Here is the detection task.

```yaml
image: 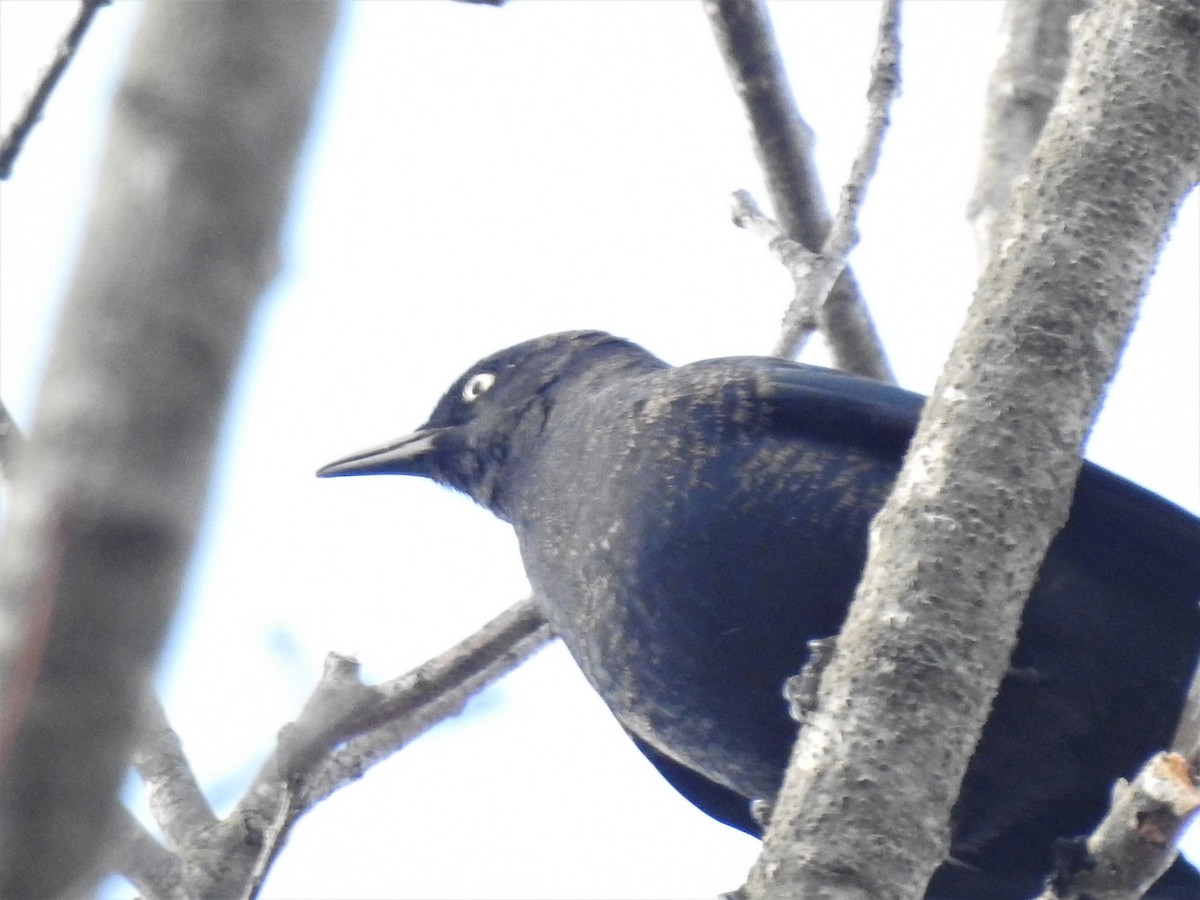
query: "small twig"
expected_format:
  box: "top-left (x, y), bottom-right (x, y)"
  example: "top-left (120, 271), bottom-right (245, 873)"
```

top-left (823, 0), bottom-right (901, 265)
top-left (108, 806), bottom-right (186, 900)
top-left (771, 0), bottom-right (902, 360)
top-left (234, 597), bottom-right (551, 899)
top-left (132, 696), bottom-right (216, 848)
top-left (0, 0), bottom-right (112, 180)
top-left (704, 0), bottom-right (894, 381)
top-left (272, 652), bottom-right (375, 780)
top-left (730, 190), bottom-right (821, 280)
top-left (227, 654), bottom-right (374, 900)
top-left (1036, 752), bottom-right (1200, 899)
top-left (300, 597), bottom-right (553, 807)
top-left (283, 596), bottom-right (550, 790)
top-left (114, 597), bottom-right (554, 898)
top-left (730, 191), bottom-right (820, 354)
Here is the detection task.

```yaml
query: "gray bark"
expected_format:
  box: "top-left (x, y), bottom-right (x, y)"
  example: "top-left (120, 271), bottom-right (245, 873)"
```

top-left (744, 0), bottom-right (1200, 895)
top-left (0, 2), bottom-right (338, 895)
top-left (968, 0), bottom-right (1090, 264)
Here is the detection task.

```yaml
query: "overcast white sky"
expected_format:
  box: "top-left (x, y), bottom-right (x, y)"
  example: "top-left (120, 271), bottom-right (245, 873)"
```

top-left (1, 2), bottom-right (1197, 897)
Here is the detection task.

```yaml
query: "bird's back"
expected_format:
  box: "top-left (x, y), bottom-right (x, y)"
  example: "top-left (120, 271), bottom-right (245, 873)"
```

top-left (508, 352), bottom-right (1200, 897)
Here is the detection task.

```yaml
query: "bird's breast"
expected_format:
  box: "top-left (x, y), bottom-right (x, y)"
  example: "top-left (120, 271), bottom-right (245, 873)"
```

top-left (510, 390), bottom-right (897, 799)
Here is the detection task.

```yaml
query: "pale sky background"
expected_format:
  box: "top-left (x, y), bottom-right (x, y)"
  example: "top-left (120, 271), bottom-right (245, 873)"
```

top-left (1, 2), bottom-right (1197, 897)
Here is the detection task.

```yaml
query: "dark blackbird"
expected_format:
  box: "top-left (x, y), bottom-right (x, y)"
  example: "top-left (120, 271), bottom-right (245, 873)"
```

top-left (319, 331), bottom-right (1200, 899)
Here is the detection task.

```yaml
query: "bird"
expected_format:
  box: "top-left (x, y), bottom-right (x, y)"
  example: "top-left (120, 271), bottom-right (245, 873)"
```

top-left (318, 330), bottom-right (1200, 899)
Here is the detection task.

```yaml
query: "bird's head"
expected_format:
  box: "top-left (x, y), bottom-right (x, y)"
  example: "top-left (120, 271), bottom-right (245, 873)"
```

top-left (318, 330), bottom-right (656, 518)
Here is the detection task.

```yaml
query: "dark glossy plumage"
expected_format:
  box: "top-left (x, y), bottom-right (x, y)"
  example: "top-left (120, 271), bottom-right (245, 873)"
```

top-left (319, 331), bottom-right (1200, 898)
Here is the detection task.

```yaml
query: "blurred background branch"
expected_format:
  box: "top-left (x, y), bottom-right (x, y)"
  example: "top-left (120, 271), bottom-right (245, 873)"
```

top-left (0, 2), bottom-right (338, 894)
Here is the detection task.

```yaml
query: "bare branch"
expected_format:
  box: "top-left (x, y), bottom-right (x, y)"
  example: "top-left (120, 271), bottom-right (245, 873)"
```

top-left (730, 190), bottom-right (820, 353)
top-left (730, 191), bottom-right (821, 278)
top-left (0, 3), bottom-right (338, 896)
top-left (704, 0), bottom-right (894, 382)
top-left (968, 0), bottom-right (1090, 263)
top-left (132, 696), bottom-right (216, 848)
top-left (743, 0), bottom-right (1200, 894)
top-left (241, 597), bottom-right (550, 897)
top-left (822, 0), bottom-right (901, 267)
top-left (108, 806), bottom-right (186, 900)
top-left (116, 597), bottom-right (551, 899)
top-left (770, 0), bottom-right (902, 361)
top-left (0, 0), bottom-right (112, 180)
top-left (304, 597), bottom-right (553, 805)
top-left (1035, 753), bottom-right (1200, 899)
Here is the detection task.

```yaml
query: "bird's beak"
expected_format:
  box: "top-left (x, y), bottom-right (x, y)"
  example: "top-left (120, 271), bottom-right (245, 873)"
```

top-left (317, 429), bottom-right (441, 478)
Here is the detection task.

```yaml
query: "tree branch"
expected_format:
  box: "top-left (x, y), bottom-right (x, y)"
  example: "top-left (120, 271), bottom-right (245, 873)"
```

top-left (108, 805), bottom-right (186, 900)
top-left (0, 3), bottom-right (338, 895)
top-left (1036, 753), bottom-right (1200, 899)
top-left (820, 0), bottom-right (901, 271)
top-left (0, 0), bottom-right (112, 180)
top-left (236, 597), bottom-right (552, 896)
top-left (728, 0), bottom-right (902, 365)
top-left (704, 0), bottom-right (895, 381)
top-left (743, 0), bottom-right (1200, 895)
top-left (968, 0), bottom-right (1090, 264)
top-left (115, 598), bottom-right (552, 899)
top-left (132, 696), bottom-right (216, 848)
top-left (307, 597), bottom-right (552, 791)
top-left (731, 190), bottom-right (822, 350)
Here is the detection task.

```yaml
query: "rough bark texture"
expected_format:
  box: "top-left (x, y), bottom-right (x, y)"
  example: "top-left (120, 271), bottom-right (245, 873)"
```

top-left (968, 0), bottom-right (1090, 263)
top-left (0, 2), bottom-right (338, 895)
top-left (744, 0), bottom-right (1200, 896)
top-left (1034, 753), bottom-right (1200, 899)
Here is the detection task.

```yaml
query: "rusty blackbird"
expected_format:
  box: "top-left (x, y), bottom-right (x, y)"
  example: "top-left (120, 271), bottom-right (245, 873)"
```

top-left (319, 331), bottom-right (1200, 898)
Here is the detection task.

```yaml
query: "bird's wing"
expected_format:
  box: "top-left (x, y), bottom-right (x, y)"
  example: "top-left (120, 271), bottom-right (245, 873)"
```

top-left (743, 358), bottom-right (1199, 574)
top-left (697, 356), bottom-right (925, 459)
top-left (749, 357), bottom-right (1198, 574)
top-left (1071, 464), bottom-right (1200, 588)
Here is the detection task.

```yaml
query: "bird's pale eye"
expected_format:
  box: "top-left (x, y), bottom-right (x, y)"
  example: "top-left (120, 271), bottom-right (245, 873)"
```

top-left (462, 372), bottom-right (496, 402)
